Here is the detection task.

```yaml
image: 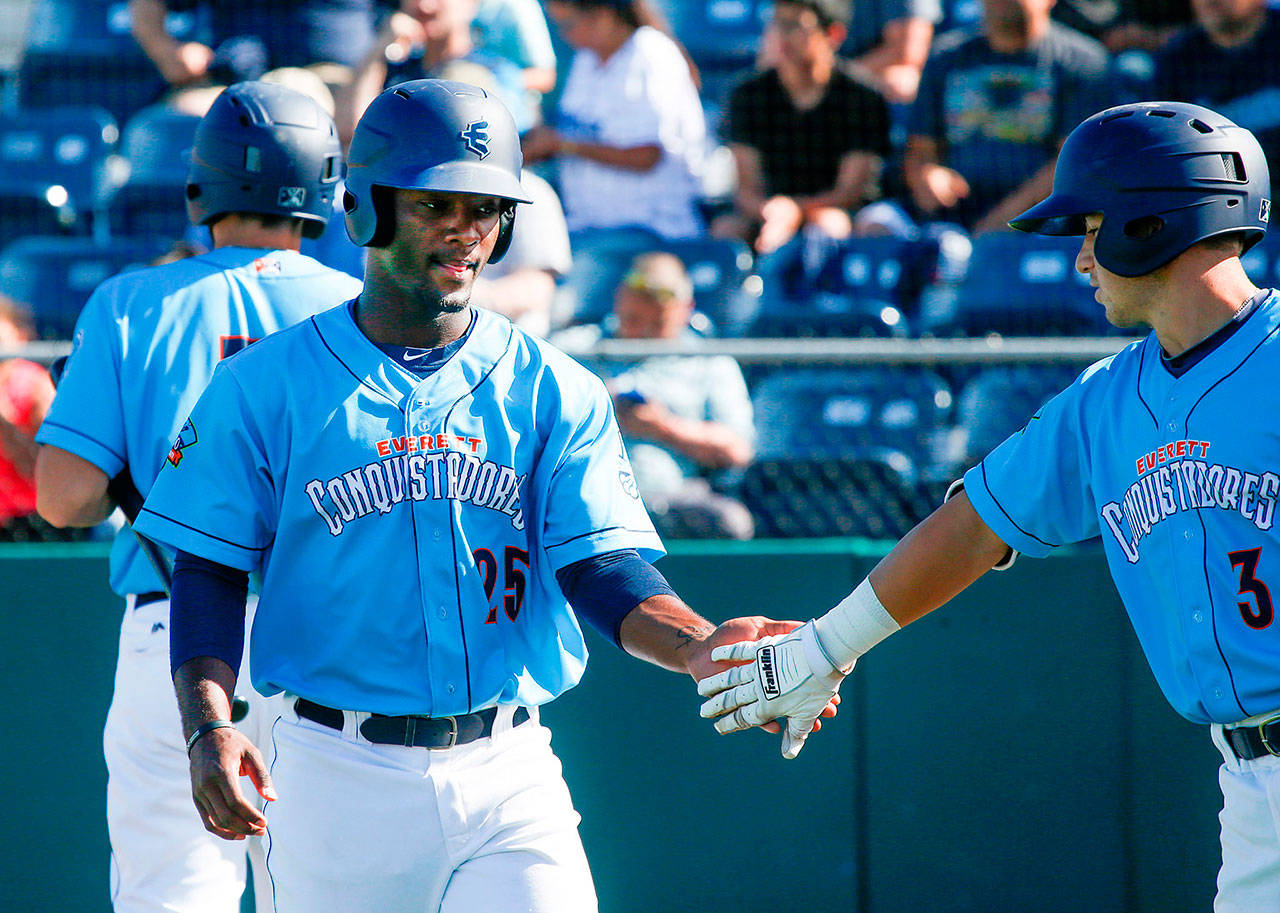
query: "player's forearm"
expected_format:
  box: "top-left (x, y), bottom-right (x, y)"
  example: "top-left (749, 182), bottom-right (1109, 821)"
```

top-left (34, 445), bottom-right (113, 527)
top-left (867, 492), bottom-right (1010, 628)
top-left (173, 657), bottom-right (238, 738)
top-left (618, 594), bottom-right (716, 676)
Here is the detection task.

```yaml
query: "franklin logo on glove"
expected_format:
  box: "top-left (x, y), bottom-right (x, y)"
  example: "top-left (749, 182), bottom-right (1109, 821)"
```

top-left (758, 644), bottom-right (781, 700)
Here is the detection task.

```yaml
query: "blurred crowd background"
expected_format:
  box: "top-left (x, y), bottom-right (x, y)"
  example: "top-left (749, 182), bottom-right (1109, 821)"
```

top-left (0, 0), bottom-right (1277, 544)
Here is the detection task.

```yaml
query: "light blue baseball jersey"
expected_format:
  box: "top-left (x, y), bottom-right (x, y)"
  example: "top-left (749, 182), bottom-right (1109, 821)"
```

top-left (135, 304), bottom-right (663, 716)
top-left (36, 248), bottom-right (363, 597)
top-left (965, 290), bottom-right (1280, 725)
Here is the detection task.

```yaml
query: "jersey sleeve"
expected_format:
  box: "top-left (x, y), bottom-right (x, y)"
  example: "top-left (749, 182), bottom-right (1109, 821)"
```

top-left (134, 366), bottom-right (278, 572)
top-left (962, 370), bottom-right (1102, 558)
top-left (34, 286), bottom-right (129, 476)
top-left (540, 378), bottom-right (664, 571)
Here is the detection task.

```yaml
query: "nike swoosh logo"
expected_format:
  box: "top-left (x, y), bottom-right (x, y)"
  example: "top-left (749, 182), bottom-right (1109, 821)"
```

top-left (401, 351), bottom-right (432, 362)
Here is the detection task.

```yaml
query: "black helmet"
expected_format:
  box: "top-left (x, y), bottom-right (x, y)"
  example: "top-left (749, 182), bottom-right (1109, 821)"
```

top-left (186, 81), bottom-right (343, 240)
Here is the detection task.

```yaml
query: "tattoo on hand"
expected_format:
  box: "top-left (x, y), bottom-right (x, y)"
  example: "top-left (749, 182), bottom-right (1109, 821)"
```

top-left (675, 623), bottom-right (715, 651)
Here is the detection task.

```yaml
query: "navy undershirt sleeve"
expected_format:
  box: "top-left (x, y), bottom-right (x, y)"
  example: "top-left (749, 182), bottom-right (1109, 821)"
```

top-left (555, 548), bottom-right (678, 647)
top-left (169, 550), bottom-right (250, 677)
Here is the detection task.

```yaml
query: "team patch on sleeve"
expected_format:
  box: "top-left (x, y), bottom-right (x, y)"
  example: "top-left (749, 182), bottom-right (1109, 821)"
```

top-left (167, 419), bottom-right (198, 467)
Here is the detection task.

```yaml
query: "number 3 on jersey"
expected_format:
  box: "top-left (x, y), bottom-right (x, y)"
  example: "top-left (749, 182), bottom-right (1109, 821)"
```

top-left (1229, 547), bottom-right (1274, 629)
top-left (474, 546), bottom-right (530, 623)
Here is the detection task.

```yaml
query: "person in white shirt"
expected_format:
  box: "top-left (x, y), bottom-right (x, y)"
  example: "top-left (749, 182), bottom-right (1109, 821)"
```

top-left (522, 0), bottom-right (708, 243)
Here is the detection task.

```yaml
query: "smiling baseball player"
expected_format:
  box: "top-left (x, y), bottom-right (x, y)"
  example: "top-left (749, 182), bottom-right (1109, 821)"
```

top-left (34, 82), bottom-right (360, 912)
top-left (697, 101), bottom-right (1280, 910)
top-left (131, 79), bottom-right (815, 913)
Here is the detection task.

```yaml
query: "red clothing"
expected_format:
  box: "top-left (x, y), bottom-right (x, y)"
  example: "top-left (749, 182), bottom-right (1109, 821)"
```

top-left (0, 359), bottom-right (51, 522)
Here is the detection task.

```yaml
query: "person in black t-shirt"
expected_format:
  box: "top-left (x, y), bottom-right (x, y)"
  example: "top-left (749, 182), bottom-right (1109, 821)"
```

top-left (712, 0), bottom-right (893, 254)
top-left (1153, 0), bottom-right (1280, 174)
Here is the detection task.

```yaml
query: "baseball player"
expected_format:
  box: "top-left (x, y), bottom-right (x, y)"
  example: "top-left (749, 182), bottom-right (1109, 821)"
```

top-left (34, 82), bottom-right (361, 912)
top-left (697, 101), bottom-right (1280, 911)
top-left (130, 79), bottom-right (819, 913)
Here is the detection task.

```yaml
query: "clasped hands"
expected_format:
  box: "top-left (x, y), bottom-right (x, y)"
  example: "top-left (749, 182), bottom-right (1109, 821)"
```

top-left (695, 619), bottom-right (851, 759)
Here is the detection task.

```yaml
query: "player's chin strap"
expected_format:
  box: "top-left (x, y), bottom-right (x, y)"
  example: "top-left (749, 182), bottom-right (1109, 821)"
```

top-left (944, 478), bottom-right (1018, 571)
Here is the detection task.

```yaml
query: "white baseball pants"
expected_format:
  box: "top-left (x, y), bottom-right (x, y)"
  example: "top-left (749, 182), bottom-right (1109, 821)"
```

top-left (263, 702), bottom-right (598, 913)
top-left (1212, 723), bottom-right (1280, 912)
top-left (104, 594), bottom-right (278, 913)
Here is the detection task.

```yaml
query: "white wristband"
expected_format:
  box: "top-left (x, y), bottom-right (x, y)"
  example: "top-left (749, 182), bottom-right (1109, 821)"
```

top-left (812, 578), bottom-right (900, 672)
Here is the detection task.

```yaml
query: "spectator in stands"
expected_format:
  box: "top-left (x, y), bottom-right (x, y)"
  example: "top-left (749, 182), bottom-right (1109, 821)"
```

top-left (523, 0), bottom-right (708, 244)
top-left (473, 0), bottom-right (560, 111)
top-left (1152, 0), bottom-right (1280, 171)
top-left (0, 297), bottom-right (54, 537)
top-left (713, 0), bottom-right (894, 256)
top-left (842, 0), bottom-right (942, 105)
top-left (562, 253), bottom-right (756, 540)
top-left (338, 0), bottom-right (535, 143)
top-left (902, 0), bottom-right (1114, 234)
top-left (128, 0), bottom-right (385, 114)
top-left (470, 169), bottom-right (573, 336)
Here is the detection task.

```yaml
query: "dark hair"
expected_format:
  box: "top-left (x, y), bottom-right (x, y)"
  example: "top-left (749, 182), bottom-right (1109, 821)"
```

top-left (776, 0), bottom-right (852, 29)
top-left (551, 0), bottom-right (701, 86)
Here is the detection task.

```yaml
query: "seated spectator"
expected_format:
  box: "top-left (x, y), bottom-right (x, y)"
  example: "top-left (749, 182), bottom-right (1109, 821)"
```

top-left (558, 253), bottom-right (756, 540)
top-left (1100, 0), bottom-right (1189, 53)
top-left (339, 0), bottom-right (532, 142)
top-left (473, 0), bottom-right (560, 110)
top-left (128, 0), bottom-right (383, 115)
top-left (523, 0), bottom-right (708, 244)
top-left (901, 0), bottom-right (1114, 234)
top-left (1152, 0), bottom-right (1280, 171)
top-left (713, 0), bottom-right (894, 256)
top-left (842, 0), bottom-right (943, 105)
top-left (471, 170), bottom-right (573, 336)
top-left (0, 297), bottom-right (55, 537)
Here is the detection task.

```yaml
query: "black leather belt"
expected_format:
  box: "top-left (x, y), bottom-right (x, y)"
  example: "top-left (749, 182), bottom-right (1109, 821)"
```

top-left (134, 590), bottom-right (168, 609)
top-left (294, 698), bottom-right (530, 749)
top-left (1224, 716), bottom-right (1280, 761)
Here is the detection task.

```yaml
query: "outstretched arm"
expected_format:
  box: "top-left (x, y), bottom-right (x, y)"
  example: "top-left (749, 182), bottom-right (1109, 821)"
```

top-left (698, 491), bottom-right (1010, 756)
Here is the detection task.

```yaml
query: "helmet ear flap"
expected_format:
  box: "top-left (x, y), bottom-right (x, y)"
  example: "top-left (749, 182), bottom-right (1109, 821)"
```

top-left (345, 185), bottom-right (397, 248)
top-left (489, 204), bottom-right (516, 264)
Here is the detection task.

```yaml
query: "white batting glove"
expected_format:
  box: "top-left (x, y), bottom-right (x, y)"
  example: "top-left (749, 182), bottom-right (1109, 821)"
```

top-left (696, 622), bottom-right (848, 759)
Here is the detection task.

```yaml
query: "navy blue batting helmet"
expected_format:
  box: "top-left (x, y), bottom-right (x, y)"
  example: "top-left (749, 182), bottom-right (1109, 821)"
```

top-left (1009, 101), bottom-right (1271, 277)
top-left (343, 79), bottom-right (532, 260)
top-left (186, 81), bottom-right (342, 240)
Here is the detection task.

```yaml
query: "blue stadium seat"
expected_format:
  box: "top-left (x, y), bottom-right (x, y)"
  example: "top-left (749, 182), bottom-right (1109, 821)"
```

top-left (0, 188), bottom-right (83, 252)
top-left (651, 0), bottom-right (766, 70)
top-left (735, 452), bottom-right (939, 539)
top-left (751, 366), bottom-right (956, 474)
top-left (752, 235), bottom-right (934, 337)
top-left (925, 231), bottom-right (1112, 337)
top-left (119, 105), bottom-right (202, 185)
top-left (0, 235), bottom-right (170, 338)
top-left (952, 364), bottom-right (1085, 467)
top-left (106, 182), bottom-right (190, 243)
top-left (562, 234), bottom-right (761, 336)
top-left (16, 0), bottom-right (200, 124)
top-left (0, 106), bottom-right (119, 214)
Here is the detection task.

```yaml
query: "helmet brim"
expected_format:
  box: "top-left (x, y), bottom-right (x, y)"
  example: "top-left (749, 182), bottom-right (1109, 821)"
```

top-left (376, 160), bottom-right (533, 204)
top-left (1008, 193), bottom-right (1095, 236)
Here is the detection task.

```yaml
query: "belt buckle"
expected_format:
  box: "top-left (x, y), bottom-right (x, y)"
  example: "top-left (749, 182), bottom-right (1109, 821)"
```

top-left (433, 716), bottom-right (459, 750)
top-left (1257, 715), bottom-right (1280, 757)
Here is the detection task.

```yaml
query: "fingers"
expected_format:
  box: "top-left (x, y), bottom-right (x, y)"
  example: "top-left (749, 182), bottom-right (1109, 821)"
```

top-left (242, 746), bottom-right (279, 803)
top-left (696, 662), bottom-right (755, 698)
top-left (781, 716), bottom-right (816, 760)
top-left (190, 734), bottom-right (272, 841)
top-left (700, 681), bottom-right (760, 722)
top-left (708, 640), bottom-right (759, 664)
